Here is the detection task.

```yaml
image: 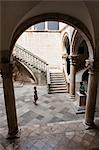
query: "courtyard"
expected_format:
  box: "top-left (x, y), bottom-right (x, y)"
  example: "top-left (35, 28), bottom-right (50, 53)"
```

top-left (0, 82), bottom-right (99, 150)
top-left (0, 82), bottom-right (86, 129)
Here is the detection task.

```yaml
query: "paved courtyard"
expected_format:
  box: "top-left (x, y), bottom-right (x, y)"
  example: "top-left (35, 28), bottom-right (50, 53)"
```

top-left (0, 82), bottom-right (86, 129)
top-left (0, 119), bottom-right (99, 150)
top-left (0, 82), bottom-right (99, 149)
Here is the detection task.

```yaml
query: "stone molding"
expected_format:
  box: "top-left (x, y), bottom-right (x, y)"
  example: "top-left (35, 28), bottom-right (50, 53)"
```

top-left (69, 55), bottom-right (78, 65)
top-left (85, 59), bottom-right (94, 73)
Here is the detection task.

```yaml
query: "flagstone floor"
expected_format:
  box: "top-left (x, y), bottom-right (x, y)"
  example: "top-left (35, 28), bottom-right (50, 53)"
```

top-left (0, 83), bottom-right (86, 128)
top-left (0, 83), bottom-right (99, 149)
top-left (0, 119), bottom-right (99, 150)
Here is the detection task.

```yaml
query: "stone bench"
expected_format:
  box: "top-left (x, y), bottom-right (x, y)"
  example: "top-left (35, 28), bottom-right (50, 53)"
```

top-left (76, 91), bottom-right (86, 107)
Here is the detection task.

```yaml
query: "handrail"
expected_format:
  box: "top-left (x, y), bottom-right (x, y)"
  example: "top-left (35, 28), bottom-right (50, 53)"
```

top-left (13, 44), bottom-right (48, 72)
top-left (46, 64), bottom-right (50, 84)
top-left (63, 63), bottom-right (70, 84)
top-left (63, 63), bottom-right (70, 92)
top-left (46, 64), bottom-right (51, 94)
top-left (15, 44), bottom-right (47, 64)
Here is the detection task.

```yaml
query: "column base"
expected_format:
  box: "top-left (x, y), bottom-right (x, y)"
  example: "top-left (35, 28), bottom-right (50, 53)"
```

top-left (84, 122), bottom-right (97, 130)
top-left (70, 95), bottom-right (75, 99)
top-left (6, 129), bottom-right (21, 139)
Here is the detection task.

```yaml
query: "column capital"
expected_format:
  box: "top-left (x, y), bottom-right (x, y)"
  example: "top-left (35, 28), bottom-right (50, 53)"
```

top-left (85, 59), bottom-right (94, 73)
top-left (69, 55), bottom-right (78, 65)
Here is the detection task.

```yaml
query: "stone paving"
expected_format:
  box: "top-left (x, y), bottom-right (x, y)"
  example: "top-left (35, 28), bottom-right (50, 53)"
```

top-left (0, 83), bottom-right (86, 129)
top-left (0, 119), bottom-right (99, 150)
top-left (0, 82), bottom-right (99, 149)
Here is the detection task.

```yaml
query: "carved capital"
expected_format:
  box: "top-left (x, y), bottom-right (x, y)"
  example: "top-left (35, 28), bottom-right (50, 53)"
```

top-left (85, 59), bottom-right (94, 72)
top-left (69, 55), bottom-right (78, 65)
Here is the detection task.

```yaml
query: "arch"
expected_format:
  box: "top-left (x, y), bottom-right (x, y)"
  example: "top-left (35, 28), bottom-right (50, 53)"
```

top-left (62, 32), bottom-right (70, 55)
top-left (76, 39), bottom-right (89, 72)
top-left (62, 32), bottom-right (70, 75)
top-left (82, 69), bottom-right (88, 82)
top-left (78, 40), bottom-right (89, 55)
top-left (15, 59), bottom-right (37, 83)
top-left (71, 30), bottom-right (84, 55)
top-left (76, 68), bottom-right (88, 83)
top-left (70, 29), bottom-right (93, 60)
top-left (9, 13), bottom-right (94, 61)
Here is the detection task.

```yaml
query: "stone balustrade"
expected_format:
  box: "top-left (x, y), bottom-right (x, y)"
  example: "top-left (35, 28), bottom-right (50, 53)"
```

top-left (13, 44), bottom-right (48, 73)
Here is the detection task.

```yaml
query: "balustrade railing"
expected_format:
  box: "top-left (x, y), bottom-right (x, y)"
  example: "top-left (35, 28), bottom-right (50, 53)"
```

top-left (63, 64), bottom-right (70, 92)
top-left (13, 44), bottom-right (48, 73)
top-left (46, 64), bottom-right (51, 93)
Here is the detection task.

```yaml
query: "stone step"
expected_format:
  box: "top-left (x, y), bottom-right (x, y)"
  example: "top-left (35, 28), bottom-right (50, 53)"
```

top-left (51, 80), bottom-right (66, 83)
top-left (51, 79), bottom-right (65, 82)
top-left (51, 82), bottom-right (66, 85)
top-left (50, 74), bottom-right (63, 76)
top-left (50, 76), bottom-right (64, 79)
top-left (50, 90), bottom-right (68, 94)
top-left (49, 71), bottom-right (67, 94)
top-left (50, 84), bottom-right (67, 87)
top-left (50, 87), bottom-right (67, 91)
top-left (50, 78), bottom-right (64, 81)
top-left (50, 75), bottom-right (64, 78)
top-left (50, 73), bottom-right (63, 76)
top-left (50, 75), bottom-right (64, 77)
top-left (51, 77), bottom-right (64, 80)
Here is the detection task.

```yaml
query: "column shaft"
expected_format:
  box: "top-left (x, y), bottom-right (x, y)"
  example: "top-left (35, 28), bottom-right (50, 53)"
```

top-left (85, 71), bottom-right (98, 126)
top-left (70, 64), bottom-right (76, 95)
top-left (69, 56), bottom-right (77, 97)
top-left (1, 63), bottom-right (18, 135)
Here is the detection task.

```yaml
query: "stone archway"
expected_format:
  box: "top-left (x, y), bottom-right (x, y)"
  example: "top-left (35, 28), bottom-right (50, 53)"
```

top-left (10, 13), bottom-right (94, 60)
top-left (1, 12), bottom-right (96, 138)
top-left (62, 33), bottom-right (70, 75)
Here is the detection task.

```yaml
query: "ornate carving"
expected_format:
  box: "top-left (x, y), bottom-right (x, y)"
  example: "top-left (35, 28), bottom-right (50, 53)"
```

top-left (69, 55), bottom-right (78, 65)
top-left (85, 59), bottom-right (94, 72)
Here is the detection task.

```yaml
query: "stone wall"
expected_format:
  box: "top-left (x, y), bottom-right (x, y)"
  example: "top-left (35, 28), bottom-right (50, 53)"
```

top-left (16, 31), bottom-right (63, 70)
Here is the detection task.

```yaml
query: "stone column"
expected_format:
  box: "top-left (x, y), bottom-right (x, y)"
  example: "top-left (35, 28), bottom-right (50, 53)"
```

top-left (69, 55), bottom-right (77, 97)
top-left (1, 63), bottom-right (19, 138)
top-left (62, 54), bottom-right (70, 92)
top-left (85, 59), bottom-right (98, 128)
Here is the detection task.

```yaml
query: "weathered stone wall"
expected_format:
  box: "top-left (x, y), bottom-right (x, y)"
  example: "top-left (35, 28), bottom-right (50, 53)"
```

top-left (16, 31), bottom-right (63, 70)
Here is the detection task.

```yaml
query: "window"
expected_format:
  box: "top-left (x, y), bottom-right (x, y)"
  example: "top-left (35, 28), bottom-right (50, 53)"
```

top-left (34, 22), bottom-right (45, 31)
top-left (48, 21), bottom-right (59, 30)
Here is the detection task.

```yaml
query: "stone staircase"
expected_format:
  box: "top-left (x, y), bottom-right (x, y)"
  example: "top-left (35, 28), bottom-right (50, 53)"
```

top-left (13, 44), bottom-right (48, 73)
top-left (13, 44), bottom-right (48, 84)
top-left (49, 72), bottom-right (68, 93)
